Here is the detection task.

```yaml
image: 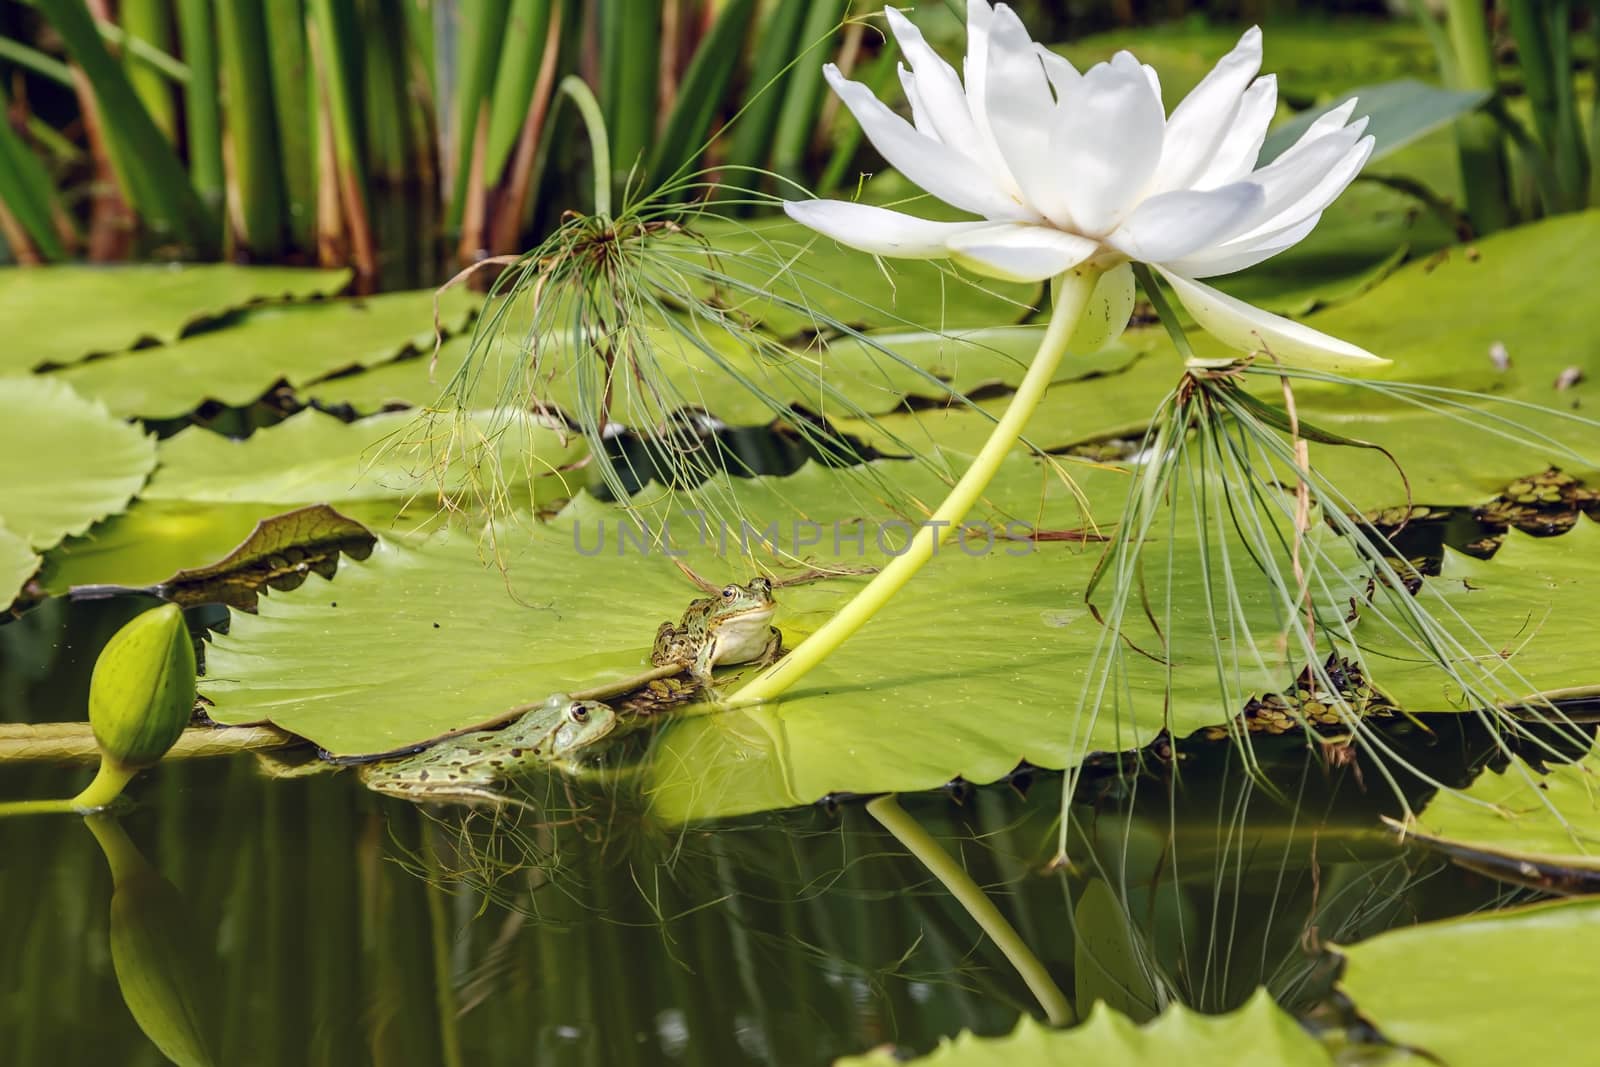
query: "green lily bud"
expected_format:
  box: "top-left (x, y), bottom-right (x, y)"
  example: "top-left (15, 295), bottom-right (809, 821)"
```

top-left (89, 603), bottom-right (197, 772)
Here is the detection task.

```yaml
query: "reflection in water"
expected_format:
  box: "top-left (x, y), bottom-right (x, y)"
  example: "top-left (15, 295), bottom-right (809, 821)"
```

top-left (0, 720), bottom-right (1540, 1065)
top-left (0, 599), bottom-right (1560, 1064)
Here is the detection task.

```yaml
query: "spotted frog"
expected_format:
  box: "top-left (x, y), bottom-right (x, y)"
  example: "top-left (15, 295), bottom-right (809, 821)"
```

top-left (359, 695), bottom-right (618, 805)
top-left (650, 577), bottom-right (781, 684)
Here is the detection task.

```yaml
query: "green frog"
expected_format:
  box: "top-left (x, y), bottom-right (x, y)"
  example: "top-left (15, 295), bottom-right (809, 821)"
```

top-left (358, 694), bottom-right (619, 805)
top-left (651, 577), bottom-right (781, 684)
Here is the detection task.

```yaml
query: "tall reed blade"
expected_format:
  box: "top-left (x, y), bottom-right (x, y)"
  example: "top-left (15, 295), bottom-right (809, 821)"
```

top-left (647, 0), bottom-right (757, 194)
top-left (36, 0), bottom-right (215, 254)
top-left (174, 0), bottom-right (222, 216)
top-left (216, 0), bottom-right (286, 256)
top-left (265, 0), bottom-right (316, 252)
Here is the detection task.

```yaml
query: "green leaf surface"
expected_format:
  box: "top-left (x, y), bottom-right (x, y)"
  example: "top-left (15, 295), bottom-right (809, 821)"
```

top-left (1389, 745), bottom-right (1600, 882)
top-left (1355, 520), bottom-right (1600, 710)
top-left (141, 408), bottom-right (584, 506)
top-left (837, 989), bottom-right (1331, 1066)
top-left (51, 287), bottom-right (476, 419)
top-left (0, 523), bottom-right (39, 610)
top-left (143, 504), bottom-right (375, 611)
top-left (1336, 897), bottom-right (1600, 1067)
top-left (199, 458), bottom-right (1309, 784)
top-left (0, 265), bottom-right (349, 372)
top-left (0, 376), bottom-right (157, 548)
top-left (39, 499), bottom-right (408, 597)
top-left (848, 211), bottom-right (1600, 513)
top-left (307, 320), bottom-right (1142, 423)
top-left (668, 217), bottom-right (1043, 339)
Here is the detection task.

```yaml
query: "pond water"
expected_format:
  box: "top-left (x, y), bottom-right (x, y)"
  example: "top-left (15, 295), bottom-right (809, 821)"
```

top-left (0, 597), bottom-right (1546, 1065)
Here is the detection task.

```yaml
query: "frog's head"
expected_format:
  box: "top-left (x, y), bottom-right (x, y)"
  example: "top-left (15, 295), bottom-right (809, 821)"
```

top-left (709, 577), bottom-right (777, 630)
top-left (539, 698), bottom-right (619, 757)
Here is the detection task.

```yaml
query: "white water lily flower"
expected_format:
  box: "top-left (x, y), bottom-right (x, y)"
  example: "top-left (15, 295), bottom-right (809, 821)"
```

top-left (785, 4), bottom-right (1384, 371)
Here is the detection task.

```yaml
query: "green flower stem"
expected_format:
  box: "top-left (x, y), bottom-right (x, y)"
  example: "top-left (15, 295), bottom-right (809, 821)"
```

top-left (68, 758), bottom-right (140, 810)
top-left (558, 75), bottom-right (611, 219)
top-left (867, 794), bottom-right (1074, 1026)
top-left (730, 265), bottom-right (1103, 707)
top-left (0, 758), bottom-right (136, 817)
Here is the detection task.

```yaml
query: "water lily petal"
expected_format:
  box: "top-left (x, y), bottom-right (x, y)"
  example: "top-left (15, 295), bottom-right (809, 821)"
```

top-left (1227, 127), bottom-right (1370, 245)
top-left (1111, 182), bottom-right (1264, 263)
top-left (1164, 212), bottom-right (1322, 278)
top-left (1051, 57), bottom-right (1166, 235)
top-left (1034, 44), bottom-right (1080, 96)
top-left (961, 0), bottom-right (1009, 178)
top-left (783, 199), bottom-right (989, 258)
top-left (1064, 261), bottom-right (1136, 352)
top-left (986, 4), bottom-right (1071, 226)
top-left (1158, 269), bottom-right (1388, 371)
top-left (823, 65), bottom-right (1028, 221)
top-left (1274, 99), bottom-right (1360, 164)
top-left (898, 64), bottom-right (938, 139)
top-left (885, 9), bottom-right (982, 154)
top-left (1195, 74), bottom-right (1277, 188)
top-left (945, 223), bottom-right (1098, 282)
top-left (1150, 26), bottom-right (1263, 194)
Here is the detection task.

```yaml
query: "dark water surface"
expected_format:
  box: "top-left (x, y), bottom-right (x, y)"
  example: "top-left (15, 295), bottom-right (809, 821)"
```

top-left (0, 597), bottom-right (1537, 1065)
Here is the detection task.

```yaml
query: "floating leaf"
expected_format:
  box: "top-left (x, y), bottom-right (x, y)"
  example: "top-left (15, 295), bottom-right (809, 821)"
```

top-left (667, 216), bottom-right (1042, 339)
top-left (0, 377), bottom-right (157, 548)
top-left (71, 505), bottom-right (377, 612)
top-left (837, 989), bottom-right (1331, 1066)
top-left (1387, 745), bottom-right (1600, 889)
top-left (1357, 520), bottom-right (1600, 710)
top-left (141, 408), bottom-right (584, 506)
top-left (198, 459), bottom-right (1323, 784)
top-left (848, 212), bottom-right (1600, 512)
top-left (308, 321), bottom-right (1142, 422)
top-left (1336, 896), bottom-right (1600, 1067)
top-left (0, 523), bottom-right (39, 610)
top-left (52, 287), bottom-right (477, 419)
top-left (0, 264), bottom-right (350, 372)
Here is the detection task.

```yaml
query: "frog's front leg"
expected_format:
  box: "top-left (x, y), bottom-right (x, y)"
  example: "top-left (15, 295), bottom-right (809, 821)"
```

top-left (756, 626), bottom-right (783, 666)
top-left (689, 641), bottom-right (719, 688)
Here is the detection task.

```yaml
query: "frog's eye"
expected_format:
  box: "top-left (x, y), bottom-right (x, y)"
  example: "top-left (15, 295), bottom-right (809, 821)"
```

top-left (569, 705), bottom-right (589, 722)
top-left (721, 585), bottom-right (737, 599)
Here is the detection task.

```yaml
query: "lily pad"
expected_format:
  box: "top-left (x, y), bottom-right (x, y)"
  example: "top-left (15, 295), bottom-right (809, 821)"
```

top-left (1386, 745), bottom-right (1600, 885)
top-left (838, 989), bottom-right (1331, 1066)
top-left (66, 504), bottom-right (378, 612)
top-left (0, 523), bottom-right (39, 610)
top-left (848, 211), bottom-right (1600, 511)
top-left (51, 287), bottom-right (477, 419)
top-left (141, 408), bottom-right (585, 506)
top-left (0, 264), bottom-right (350, 372)
top-left (1356, 520), bottom-right (1600, 710)
top-left (308, 320), bottom-right (1143, 424)
top-left (39, 499), bottom-right (409, 597)
top-left (667, 216), bottom-right (1042, 339)
top-left (0, 376), bottom-right (157, 548)
top-left (199, 458), bottom-right (1333, 781)
top-left (1336, 896), bottom-right (1600, 1067)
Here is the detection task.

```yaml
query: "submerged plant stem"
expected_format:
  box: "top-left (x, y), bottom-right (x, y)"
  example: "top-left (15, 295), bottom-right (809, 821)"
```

top-left (867, 795), bottom-right (1074, 1026)
top-left (729, 266), bottom-right (1102, 706)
